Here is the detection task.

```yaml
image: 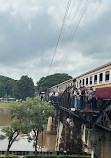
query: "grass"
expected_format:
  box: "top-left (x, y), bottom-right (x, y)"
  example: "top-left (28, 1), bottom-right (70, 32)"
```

top-left (0, 155), bottom-right (19, 158)
top-left (23, 155), bottom-right (91, 158)
top-left (0, 102), bottom-right (12, 108)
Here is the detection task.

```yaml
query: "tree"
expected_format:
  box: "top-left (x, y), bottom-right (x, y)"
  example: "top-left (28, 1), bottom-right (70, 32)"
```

top-left (23, 97), bottom-right (55, 154)
top-left (36, 73), bottom-right (72, 93)
top-left (0, 102), bottom-right (26, 155)
top-left (13, 75), bottom-right (35, 100)
top-left (0, 97), bottom-right (55, 155)
top-left (0, 76), bottom-right (16, 98)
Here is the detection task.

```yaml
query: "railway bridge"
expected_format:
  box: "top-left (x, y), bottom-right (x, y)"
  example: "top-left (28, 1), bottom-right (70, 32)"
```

top-left (50, 86), bottom-right (111, 158)
top-left (52, 86), bottom-right (111, 132)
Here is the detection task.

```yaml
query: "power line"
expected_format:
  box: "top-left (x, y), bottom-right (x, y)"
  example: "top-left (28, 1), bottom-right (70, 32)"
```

top-left (54, 0), bottom-right (83, 72)
top-left (48, 0), bottom-right (72, 75)
top-left (59, 0), bottom-right (89, 72)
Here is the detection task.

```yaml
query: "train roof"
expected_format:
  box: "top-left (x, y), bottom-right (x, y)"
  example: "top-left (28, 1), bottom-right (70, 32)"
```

top-left (49, 78), bottom-right (73, 90)
top-left (76, 62), bottom-right (111, 79)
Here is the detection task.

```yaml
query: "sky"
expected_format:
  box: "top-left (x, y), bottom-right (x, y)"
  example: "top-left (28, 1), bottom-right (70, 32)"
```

top-left (0, 0), bottom-right (111, 84)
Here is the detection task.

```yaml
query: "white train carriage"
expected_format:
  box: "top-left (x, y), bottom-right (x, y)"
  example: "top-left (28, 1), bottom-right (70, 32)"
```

top-left (49, 78), bottom-right (75, 96)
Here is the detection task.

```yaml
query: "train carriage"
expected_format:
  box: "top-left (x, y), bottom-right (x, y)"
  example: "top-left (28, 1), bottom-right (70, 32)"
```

top-left (76, 62), bottom-right (111, 99)
top-left (48, 78), bottom-right (75, 96)
top-left (48, 62), bottom-right (111, 101)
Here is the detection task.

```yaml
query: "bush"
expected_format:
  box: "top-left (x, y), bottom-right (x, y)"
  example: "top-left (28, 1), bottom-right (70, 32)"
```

top-left (0, 155), bottom-right (19, 158)
top-left (23, 155), bottom-right (91, 158)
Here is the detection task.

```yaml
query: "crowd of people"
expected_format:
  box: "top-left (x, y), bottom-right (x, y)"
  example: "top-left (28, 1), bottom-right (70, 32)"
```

top-left (40, 86), bottom-right (97, 112)
top-left (72, 86), bottom-right (94, 111)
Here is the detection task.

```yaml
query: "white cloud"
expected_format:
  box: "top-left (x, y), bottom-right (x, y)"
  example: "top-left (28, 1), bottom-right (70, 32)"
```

top-left (81, 0), bottom-right (111, 26)
top-left (0, 0), bottom-right (43, 21)
top-left (0, 0), bottom-right (110, 83)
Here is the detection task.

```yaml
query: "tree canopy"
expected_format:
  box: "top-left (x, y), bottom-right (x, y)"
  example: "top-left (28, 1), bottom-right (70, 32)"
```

top-left (13, 75), bottom-right (35, 100)
top-left (23, 97), bottom-right (55, 154)
top-left (0, 76), bottom-right (16, 98)
top-left (0, 101), bottom-right (26, 155)
top-left (0, 75), bottom-right (35, 100)
top-left (36, 73), bottom-right (72, 92)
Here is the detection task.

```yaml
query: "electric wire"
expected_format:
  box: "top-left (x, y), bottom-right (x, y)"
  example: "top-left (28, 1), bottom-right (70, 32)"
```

top-left (59, 0), bottom-right (89, 72)
top-left (48, 0), bottom-right (72, 75)
top-left (54, 0), bottom-right (83, 72)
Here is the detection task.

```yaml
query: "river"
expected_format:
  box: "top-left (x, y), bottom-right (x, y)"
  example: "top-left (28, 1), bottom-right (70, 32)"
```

top-left (0, 108), bottom-right (56, 151)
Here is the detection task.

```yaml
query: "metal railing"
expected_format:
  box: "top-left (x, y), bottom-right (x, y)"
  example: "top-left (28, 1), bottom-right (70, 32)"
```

top-left (50, 86), bottom-right (109, 112)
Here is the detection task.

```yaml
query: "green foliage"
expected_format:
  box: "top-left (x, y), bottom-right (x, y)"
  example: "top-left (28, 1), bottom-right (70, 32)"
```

top-left (0, 97), bottom-right (55, 155)
top-left (25, 96), bottom-right (55, 130)
top-left (36, 73), bottom-right (72, 92)
top-left (0, 76), bottom-right (16, 98)
top-left (13, 75), bottom-right (35, 100)
top-left (21, 96), bottom-right (55, 154)
top-left (0, 102), bottom-right (26, 155)
top-left (0, 103), bottom-right (11, 108)
top-left (0, 75), bottom-right (35, 100)
top-left (23, 155), bottom-right (91, 158)
top-left (0, 155), bottom-right (19, 158)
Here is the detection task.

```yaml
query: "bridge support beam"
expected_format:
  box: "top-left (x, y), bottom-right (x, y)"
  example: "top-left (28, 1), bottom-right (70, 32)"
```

top-left (55, 109), bottom-right (83, 152)
top-left (91, 151), bottom-right (98, 158)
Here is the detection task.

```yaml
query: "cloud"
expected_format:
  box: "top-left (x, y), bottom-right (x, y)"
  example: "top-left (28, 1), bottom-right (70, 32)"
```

top-left (0, 0), bottom-right (110, 84)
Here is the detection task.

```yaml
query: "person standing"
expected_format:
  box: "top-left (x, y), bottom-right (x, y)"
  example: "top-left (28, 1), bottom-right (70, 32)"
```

top-left (55, 92), bottom-right (59, 102)
top-left (74, 89), bottom-right (80, 110)
top-left (88, 87), bottom-right (93, 110)
top-left (80, 86), bottom-right (86, 110)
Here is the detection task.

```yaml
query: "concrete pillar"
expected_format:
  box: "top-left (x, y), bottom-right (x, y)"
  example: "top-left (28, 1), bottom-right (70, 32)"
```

top-left (91, 151), bottom-right (98, 158)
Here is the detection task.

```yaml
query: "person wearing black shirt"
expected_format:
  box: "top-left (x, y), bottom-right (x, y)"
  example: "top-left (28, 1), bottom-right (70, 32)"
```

top-left (80, 86), bottom-right (86, 110)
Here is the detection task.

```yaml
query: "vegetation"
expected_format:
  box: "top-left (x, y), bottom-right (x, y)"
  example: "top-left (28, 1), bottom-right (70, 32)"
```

top-left (22, 97), bottom-right (55, 154)
top-left (0, 75), bottom-right (35, 100)
top-left (0, 73), bottom-right (72, 100)
top-left (13, 76), bottom-right (35, 100)
top-left (23, 155), bottom-right (91, 158)
top-left (0, 76), bottom-right (16, 98)
top-left (0, 154), bottom-right (19, 158)
top-left (0, 97), bottom-right (55, 156)
top-left (36, 73), bottom-right (72, 93)
top-left (0, 103), bottom-right (12, 108)
top-left (0, 155), bottom-right (91, 158)
top-left (0, 102), bottom-right (26, 155)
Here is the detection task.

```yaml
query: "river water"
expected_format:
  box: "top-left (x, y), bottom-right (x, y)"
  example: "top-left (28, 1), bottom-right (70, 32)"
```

top-left (0, 108), bottom-right (56, 151)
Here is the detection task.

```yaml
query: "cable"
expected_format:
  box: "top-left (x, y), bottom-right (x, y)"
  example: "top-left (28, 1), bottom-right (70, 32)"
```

top-left (54, 0), bottom-right (82, 71)
top-left (59, 0), bottom-right (89, 72)
top-left (48, 0), bottom-right (72, 75)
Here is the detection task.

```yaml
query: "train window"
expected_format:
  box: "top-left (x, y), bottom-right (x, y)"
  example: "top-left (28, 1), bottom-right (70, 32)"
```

top-left (83, 79), bottom-right (84, 85)
top-left (90, 76), bottom-right (92, 84)
top-left (94, 75), bottom-right (97, 84)
top-left (99, 73), bottom-right (103, 82)
top-left (105, 71), bottom-right (110, 81)
top-left (86, 78), bottom-right (88, 85)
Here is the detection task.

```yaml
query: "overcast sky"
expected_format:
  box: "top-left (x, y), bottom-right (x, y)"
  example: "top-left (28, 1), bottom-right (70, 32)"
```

top-left (0, 0), bottom-right (111, 84)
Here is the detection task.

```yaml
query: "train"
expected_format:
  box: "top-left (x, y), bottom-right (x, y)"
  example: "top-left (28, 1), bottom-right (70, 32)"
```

top-left (48, 62), bottom-right (111, 100)
top-left (48, 78), bottom-right (75, 96)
